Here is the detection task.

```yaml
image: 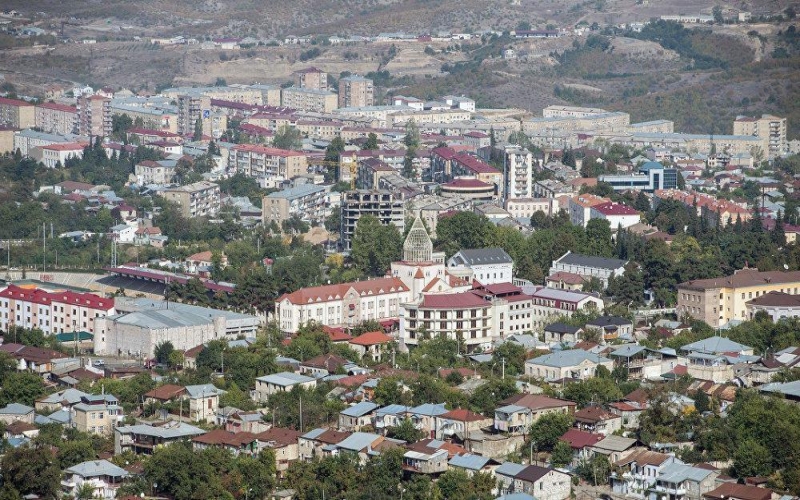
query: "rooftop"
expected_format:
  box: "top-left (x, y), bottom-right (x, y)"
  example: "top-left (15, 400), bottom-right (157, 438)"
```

top-left (554, 251), bottom-right (627, 270)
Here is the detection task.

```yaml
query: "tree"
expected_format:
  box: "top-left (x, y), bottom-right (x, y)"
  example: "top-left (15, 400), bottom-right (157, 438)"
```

top-left (435, 469), bottom-right (473, 499)
top-left (576, 454), bottom-right (611, 485)
top-left (608, 262), bottom-right (645, 306)
top-left (529, 412), bottom-right (574, 451)
top-left (154, 340), bottom-right (175, 365)
top-left (363, 132), bottom-right (379, 150)
top-left (712, 5), bottom-right (724, 23)
top-left (273, 125), bottom-right (303, 150)
top-left (733, 439), bottom-right (772, 478)
top-left (388, 417), bottom-right (425, 443)
top-left (111, 113), bottom-right (133, 141)
top-left (193, 118), bottom-right (203, 141)
top-left (325, 136), bottom-right (345, 162)
top-left (551, 440), bottom-right (574, 467)
top-left (351, 215), bottom-right (403, 276)
top-left (1, 445), bottom-right (61, 499)
top-left (493, 342), bottom-right (527, 377)
top-left (469, 378), bottom-right (519, 416)
top-left (562, 378), bottom-right (623, 408)
top-left (434, 211), bottom-right (494, 258)
top-left (693, 390), bottom-right (711, 413)
top-left (374, 377), bottom-right (412, 406)
top-left (1, 371), bottom-right (45, 406)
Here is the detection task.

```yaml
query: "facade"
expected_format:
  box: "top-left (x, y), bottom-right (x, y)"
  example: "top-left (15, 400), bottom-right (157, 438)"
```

top-left (134, 159), bottom-right (176, 185)
top-left (746, 291), bottom-right (800, 321)
top-left (114, 421), bottom-right (206, 455)
top-left (72, 395), bottom-right (124, 436)
top-left (253, 372), bottom-right (317, 402)
top-left (339, 190), bottom-right (405, 252)
top-left (62, 460), bottom-right (129, 500)
top-left (230, 144), bottom-right (307, 185)
top-left (400, 292), bottom-right (495, 352)
top-left (598, 162), bottom-right (678, 193)
top-left (590, 202), bottom-right (642, 229)
top-left (447, 248), bottom-right (514, 285)
top-left (611, 450), bottom-right (680, 500)
top-left (36, 142), bottom-right (86, 168)
top-left (262, 184), bottom-right (327, 226)
top-left (357, 158), bottom-right (395, 189)
top-left (185, 384), bottom-right (226, 423)
top-left (76, 95), bottom-right (111, 137)
top-left (338, 401), bottom-right (379, 431)
top-left (293, 67), bottom-right (328, 91)
top-left (94, 298), bottom-right (259, 357)
top-left (281, 87), bottom-right (338, 113)
top-left (35, 102), bottom-right (77, 135)
top-left (177, 93), bottom-right (227, 139)
top-left (494, 394), bottom-right (576, 434)
top-left (528, 287), bottom-right (604, 330)
top-left (569, 194), bottom-right (611, 228)
top-left (549, 251), bottom-right (627, 289)
top-left (510, 465), bottom-right (572, 500)
top-left (733, 114), bottom-right (787, 158)
top-left (275, 277), bottom-right (411, 333)
top-left (502, 146), bottom-right (535, 199)
top-left (505, 197), bottom-right (560, 220)
top-left (676, 269), bottom-right (800, 327)
top-left (0, 284), bottom-right (115, 335)
top-left (338, 75), bottom-right (374, 108)
top-left (525, 349), bottom-right (614, 381)
top-left (0, 96), bottom-right (35, 128)
top-left (161, 181), bottom-right (221, 218)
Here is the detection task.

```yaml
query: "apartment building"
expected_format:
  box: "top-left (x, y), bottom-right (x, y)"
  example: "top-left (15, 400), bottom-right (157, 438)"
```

top-left (543, 105), bottom-right (610, 118)
top-left (0, 284), bottom-right (115, 335)
top-left (504, 197), bottom-right (560, 219)
top-left (76, 95), bottom-right (112, 137)
top-left (109, 102), bottom-right (179, 134)
top-left (0, 96), bottom-right (35, 128)
top-left (281, 87), bottom-right (338, 113)
top-left (590, 201), bottom-right (641, 229)
top-left (177, 93), bottom-right (227, 139)
top-left (388, 109), bottom-right (472, 127)
top-left (338, 75), bottom-right (374, 108)
top-left (295, 120), bottom-right (343, 140)
top-left (35, 102), bottom-right (77, 135)
top-left (134, 159), bottom-right (176, 185)
top-left (569, 194), bottom-right (611, 228)
top-left (339, 190), bottom-right (405, 251)
top-left (528, 287), bottom-right (605, 330)
top-left (275, 277), bottom-right (411, 333)
top-left (356, 158), bottom-right (395, 189)
top-left (161, 181), bottom-right (221, 218)
top-left (654, 189), bottom-right (752, 228)
top-left (72, 395), bottom-right (124, 436)
top-left (262, 184), bottom-right (328, 226)
top-left (162, 85), bottom-right (271, 106)
top-left (733, 114), bottom-right (787, 159)
top-left (677, 269), bottom-right (800, 327)
top-left (293, 67), bottom-right (328, 91)
top-left (549, 251), bottom-right (627, 289)
top-left (501, 146), bottom-right (534, 199)
top-left (34, 142), bottom-right (87, 168)
top-left (230, 144), bottom-right (307, 185)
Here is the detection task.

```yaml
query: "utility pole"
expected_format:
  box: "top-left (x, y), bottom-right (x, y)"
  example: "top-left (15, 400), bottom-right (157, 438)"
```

top-left (299, 396), bottom-right (303, 433)
top-left (502, 357), bottom-right (506, 380)
top-left (42, 222), bottom-right (46, 272)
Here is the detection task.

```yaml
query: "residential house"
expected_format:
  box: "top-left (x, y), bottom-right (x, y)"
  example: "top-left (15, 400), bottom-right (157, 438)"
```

top-left (609, 345), bottom-right (663, 380)
top-left (407, 403), bottom-right (449, 439)
top-left (226, 411), bottom-right (270, 434)
top-left (185, 384), bottom-right (226, 423)
top-left (611, 450), bottom-right (680, 499)
top-left (525, 350), bottom-right (614, 381)
top-left (573, 406), bottom-right (623, 436)
top-left (114, 421), bottom-right (206, 454)
top-left (325, 431), bottom-right (394, 463)
top-left (447, 248), bottom-right (514, 285)
top-left (256, 427), bottom-right (302, 478)
top-left (72, 395), bottom-right (124, 436)
top-left (652, 462), bottom-right (719, 500)
top-left (349, 331), bottom-right (393, 362)
top-left (702, 482), bottom-right (772, 500)
top-left (559, 428), bottom-right (604, 464)
top-left (543, 323), bottom-right (584, 344)
top-left (404, 439), bottom-right (467, 475)
top-left (338, 401), bottom-right (379, 431)
top-left (300, 353), bottom-right (350, 377)
top-left (0, 403), bottom-right (34, 424)
top-left (373, 404), bottom-right (412, 435)
top-left (298, 428), bottom-right (351, 461)
top-left (35, 388), bottom-right (90, 413)
top-left (494, 394), bottom-right (576, 434)
top-left (253, 372), bottom-right (317, 402)
top-left (510, 465), bottom-right (572, 500)
top-left (496, 462), bottom-right (530, 495)
top-left (585, 316), bottom-right (634, 343)
top-left (143, 384), bottom-right (186, 405)
top-left (61, 460), bottom-right (129, 500)
top-left (192, 429), bottom-right (259, 456)
top-left (448, 453), bottom-right (500, 476)
top-left (436, 408), bottom-right (493, 441)
top-left (549, 251), bottom-right (627, 289)
top-left (589, 434), bottom-right (639, 463)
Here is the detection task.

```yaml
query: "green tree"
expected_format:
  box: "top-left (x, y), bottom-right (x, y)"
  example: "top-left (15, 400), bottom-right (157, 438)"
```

top-left (111, 113), bottom-right (133, 141)
top-left (363, 132), bottom-right (379, 150)
top-left (351, 215), bottom-right (403, 276)
top-left (434, 211), bottom-right (494, 258)
top-left (154, 340), bottom-right (175, 365)
top-left (693, 390), bottom-right (711, 413)
top-left (388, 417), bottom-right (425, 443)
top-left (551, 440), bottom-right (574, 467)
top-left (1, 371), bottom-right (45, 406)
top-left (562, 378), bottom-right (623, 408)
top-left (576, 454), bottom-right (611, 485)
top-left (435, 468), bottom-right (473, 499)
top-left (273, 125), bottom-right (303, 150)
top-left (1, 445), bottom-right (61, 499)
top-left (373, 377), bottom-right (412, 406)
top-left (733, 438), bottom-right (772, 478)
top-left (529, 412), bottom-right (574, 451)
top-left (492, 342), bottom-right (527, 376)
top-left (193, 118), bottom-right (203, 141)
top-left (608, 262), bottom-right (645, 306)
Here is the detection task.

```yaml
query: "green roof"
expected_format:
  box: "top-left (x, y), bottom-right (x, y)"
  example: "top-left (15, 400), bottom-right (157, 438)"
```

top-left (55, 331), bottom-right (93, 342)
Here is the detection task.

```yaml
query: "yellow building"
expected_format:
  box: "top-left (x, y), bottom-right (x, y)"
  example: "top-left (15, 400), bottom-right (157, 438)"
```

top-left (677, 269), bottom-right (800, 327)
top-left (72, 395), bottom-right (124, 436)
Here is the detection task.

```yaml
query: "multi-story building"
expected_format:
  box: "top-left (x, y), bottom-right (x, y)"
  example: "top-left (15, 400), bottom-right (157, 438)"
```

top-left (161, 181), bottom-right (220, 218)
top-left (262, 184), bottom-right (328, 226)
top-left (275, 277), bottom-right (412, 333)
top-left (549, 251), bottom-right (627, 289)
top-left (33, 142), bottom-right (86, 168)
top-left (72, 394), bottom-right (124, 436)
top-left (447, 248), bottom-right (514, 285)
top-left (0, 96), bottom-right (35, 128)
top-left (134, 159), bottom-right (176, 185)
top-left (569, 194), bottom-right (611, 228)
top-left (76, 95), bottom-right (111, 137)
top-left (534, 179), bottom-right (573, 199)
top-left (114, 421), bottom-right (206, 455)
top-left (676, 269), bottom-right (800, 327)
top-left (401, 292), bottom-right (496, 352)
top-left (109, 102), bottom-right (179, 133)
top-left (525, 349), bottom-right (614, 381)
top-left (293, 67), bottom-right (328, 91)
top-left (0, 284), bottom-right (115, 335)
top-left (598, 162), bottom-right (678, 193)
top-left (35, 102), bottom-right (77, 135)
top-left (589, 201), bottom-right (641, 229)
top-left (504, 197), bottom-right (560, 219)
top-left (733, 114), bottom-right (787, 159)
top-left (295, 120), bottom-right (343, 140)
top-left (356, 158), bottom-right (395, 189)
top-left (528, 287), bottom-right (605, 330)
top-left (230, 144), bottom-right (307, 185)
top-left (339, 190), bottom-right (405, 252)
top-left (338, 75), bottom-right (374, 108)
top-left (281, 87), bottom-right (338, 113)
top-left (177, 93), bottom-right (227, 139)
top-left (503, 146), bottom-right (534, 199)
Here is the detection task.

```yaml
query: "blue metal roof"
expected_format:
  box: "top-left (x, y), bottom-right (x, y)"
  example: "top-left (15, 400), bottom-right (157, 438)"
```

top-left (341, 401), bottom-right (379, 417)
top-left (449, 453), bottom-right (492, 470)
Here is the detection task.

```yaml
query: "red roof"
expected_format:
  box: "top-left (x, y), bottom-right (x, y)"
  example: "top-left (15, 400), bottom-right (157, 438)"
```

top-left (442, 178), bottom-right (492, 189)
top-left (322, 325), bottom-right (352, 343)
top-left (0, 284), bottom-right (113, 310)
top-left (37, 102), bottom-right (77, 113)
top-left (452, 153), bottom-right (497, 174)
top-left (278, 277), bottom-right (408, 305)
top-left (128, 128), bottom-right (181, 139)
top-left (42, 142), bottom-right (87, 151)
top-left (238, 123), bottom-right (275, 136)
top-left (349, 331), bottom-right (392, 346)
top-left (560, 428), bottom-right (604, 449)
top-left (233, 144), bottom-right (306, 157)
top-left (418, 292), bottom-right (487, 309)
top-left (592, 202), bottom-right (639, 216)
top-left (547, 271), bottom-right (587, 285)
top-left (440, 408), bottom-right (487, 422)
top-left (0, 96), bottom-right (33, 107)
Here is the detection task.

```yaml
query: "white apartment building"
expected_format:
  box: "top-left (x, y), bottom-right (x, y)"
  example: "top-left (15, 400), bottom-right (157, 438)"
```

top-left (503, 146), bottom-right (534, 199)
top-left (504, 198), bottom-right (560, 220)
top-left (275, 277), bottom-right (412, 334)
top-left (0, 284), bottom-right (115, 335)
top-left (161, 181), bottom-right (220, 218)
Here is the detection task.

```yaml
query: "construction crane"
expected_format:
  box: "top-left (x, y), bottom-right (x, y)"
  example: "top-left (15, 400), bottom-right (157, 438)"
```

top-left (308, 153), bottom-right (358, 189)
